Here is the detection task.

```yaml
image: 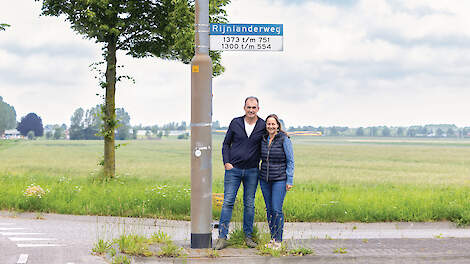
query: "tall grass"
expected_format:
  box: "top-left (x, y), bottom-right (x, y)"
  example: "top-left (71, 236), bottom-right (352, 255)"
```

top-left (0, 174), bottom-right (191, 219)
top-left (1, 137), bottom-right (470, 223)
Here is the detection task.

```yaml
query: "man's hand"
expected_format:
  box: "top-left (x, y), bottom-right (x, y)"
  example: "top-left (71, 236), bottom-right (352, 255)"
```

top-left (224, 163), bottom-right (233, 170)
top-left (286, 184), bottom-right (293, 191)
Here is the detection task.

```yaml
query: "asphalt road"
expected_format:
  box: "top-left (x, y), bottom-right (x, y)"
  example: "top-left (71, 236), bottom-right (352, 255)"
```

top-left (0, 211), bottom-right (191, 264)
top-left (3, 211), bottom-right (470, 264)
top-left (0, 214), bottom-right (106, 264)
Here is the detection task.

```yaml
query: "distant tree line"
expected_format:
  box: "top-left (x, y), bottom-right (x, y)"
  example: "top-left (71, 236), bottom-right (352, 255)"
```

top-left (2, 101), bottom-right (470, 141)
top-left (44, 124), bottom-right (67, 140)
top-left (131, 121), bottom-right (189, 139)
top-left (286, 124), bottom-right (470, 138)
top-left (69, 105), bottom-right (131, 140)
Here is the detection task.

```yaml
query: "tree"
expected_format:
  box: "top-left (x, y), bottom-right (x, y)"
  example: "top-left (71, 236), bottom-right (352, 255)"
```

top-left (447, 128), bottom-right (456, 137)
top-left (329, 127), bottom-right (339, 136)
top-left (0, 23), bottom-right (10, 31)
top-left (115, 107), bottom-right (131, 140)
top-left (45, 130), bottom-right (53, 139)
top-left (407, 128), bottom-right (416, 137)
top-left (212, 120), bottom-right (220, 130)
top-left (53, 126), bottom-right (65, 139)
top-left (70, 105), bottom-right (106, 139)
top-left (356, 127), bottom-right (364, 136)
top-left (382, 126), bottom-right (391, 137)
top-left (369, 127), bottom-right (379, 137)
top-left (69, 108), bottom-right (85, 140)
top-left (27, 131), bottom-right (35, 140)
top-left (150, 124), bottom-right (160, 135)
top-left (0, 96), bottom-right (17, 135)
top-left (37, 0), bottom-right (230, 178)
top-left (463, 127), bottom-right (470, 137)
top-left (418, 126), bottom-right (428, 136)
top-left (397, 127), bottom-right (405, 137)
top-left (177, 121), bottom-right (187, 131)
top-left (17, 113), bottom-right (44, 137)
top-left (83, 105), bottom-right (102, 139)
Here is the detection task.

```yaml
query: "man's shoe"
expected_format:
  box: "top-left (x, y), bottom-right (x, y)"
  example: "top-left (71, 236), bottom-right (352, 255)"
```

top-left (244, 237), bottom-right (257, 248)
top-left (214, 238), bottom-right (229, 250)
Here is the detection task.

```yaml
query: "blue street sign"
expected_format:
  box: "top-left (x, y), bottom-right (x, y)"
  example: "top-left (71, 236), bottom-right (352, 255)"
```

top-left (210, 23), bottom-right (283, 36)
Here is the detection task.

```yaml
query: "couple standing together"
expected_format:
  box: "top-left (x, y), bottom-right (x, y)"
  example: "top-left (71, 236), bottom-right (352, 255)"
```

top-left (215, 96), bottom-right (295, 250)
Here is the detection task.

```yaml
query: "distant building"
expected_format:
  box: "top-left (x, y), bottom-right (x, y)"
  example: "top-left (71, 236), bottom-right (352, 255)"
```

top-left (2, 129), bottom-right (23, 139)
top-left (136, 130), bottom-right (150, 137)
top-left (288, 131), bottom-right (322, 136)
top-left (168, 130), bottom-right (190, 136)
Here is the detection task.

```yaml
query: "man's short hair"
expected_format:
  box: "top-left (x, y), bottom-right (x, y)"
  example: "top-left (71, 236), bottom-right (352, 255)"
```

top-left (244, 96), bottom-right (259, 106)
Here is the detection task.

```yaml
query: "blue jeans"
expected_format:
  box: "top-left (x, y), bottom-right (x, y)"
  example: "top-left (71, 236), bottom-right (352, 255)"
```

top-left (259, 179), bottom-right (287, 242)
top-left (218, 167), bottom-right (259, 239)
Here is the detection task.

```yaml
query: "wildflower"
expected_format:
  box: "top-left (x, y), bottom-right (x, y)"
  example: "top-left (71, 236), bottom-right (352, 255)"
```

top-left (265, 239), bottom-right (281, 250)
top-left (24, 185), bottom-right (46, 199)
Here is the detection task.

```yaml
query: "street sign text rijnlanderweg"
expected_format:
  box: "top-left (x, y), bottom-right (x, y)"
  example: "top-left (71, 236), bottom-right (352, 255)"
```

top-left (210, 23), bottom-right (283, 51)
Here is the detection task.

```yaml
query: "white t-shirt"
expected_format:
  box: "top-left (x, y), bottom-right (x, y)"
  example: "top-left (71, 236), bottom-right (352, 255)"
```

top-left (244, 120), bottom-right (256, 138)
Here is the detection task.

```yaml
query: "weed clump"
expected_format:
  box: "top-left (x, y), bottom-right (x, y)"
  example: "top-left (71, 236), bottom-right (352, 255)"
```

top-left (92, 230), bottom-right (184, 262)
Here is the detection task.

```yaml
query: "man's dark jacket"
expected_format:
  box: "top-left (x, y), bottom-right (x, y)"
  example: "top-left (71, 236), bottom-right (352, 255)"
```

top-left (222, 116), bottom-right (266, 169)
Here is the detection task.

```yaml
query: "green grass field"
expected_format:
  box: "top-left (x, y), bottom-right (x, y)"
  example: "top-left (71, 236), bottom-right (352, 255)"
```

top-left (1, 137), bottom-right (470, 224)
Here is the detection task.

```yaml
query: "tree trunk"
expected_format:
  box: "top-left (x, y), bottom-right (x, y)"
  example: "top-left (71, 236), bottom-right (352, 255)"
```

top-left (104, 40), bottom-right (117, 178)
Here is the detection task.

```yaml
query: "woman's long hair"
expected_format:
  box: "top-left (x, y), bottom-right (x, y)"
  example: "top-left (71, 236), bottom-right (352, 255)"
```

top-left (266, 114), bottom-right (289, 138)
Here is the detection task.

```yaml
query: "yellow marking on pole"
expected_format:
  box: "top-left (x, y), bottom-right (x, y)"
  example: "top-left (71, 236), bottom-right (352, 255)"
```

top-left (192, 65), bottom-right (200, 72)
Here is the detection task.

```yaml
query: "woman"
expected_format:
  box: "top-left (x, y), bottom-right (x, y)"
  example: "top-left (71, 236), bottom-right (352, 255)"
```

top-left (259, 114), bottom-right (294, 249)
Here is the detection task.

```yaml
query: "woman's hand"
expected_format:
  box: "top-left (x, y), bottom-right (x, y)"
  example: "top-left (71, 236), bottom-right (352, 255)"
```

top-left (286, 184), bottom-right (293, 191)
top-left (224, 163), bottom-right (233, 170)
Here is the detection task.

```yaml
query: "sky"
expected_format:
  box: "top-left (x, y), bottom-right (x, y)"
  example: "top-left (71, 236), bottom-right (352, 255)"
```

top-left (1, 0), bottom-right (469, 128)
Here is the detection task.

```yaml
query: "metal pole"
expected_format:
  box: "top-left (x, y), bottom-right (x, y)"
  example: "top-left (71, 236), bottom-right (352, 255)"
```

top-left (190, 0), bottom-right (212, 249)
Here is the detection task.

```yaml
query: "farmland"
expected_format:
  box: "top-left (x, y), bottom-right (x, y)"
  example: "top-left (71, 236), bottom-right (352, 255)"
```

top-left (1, 137), bottom-right (469, 224)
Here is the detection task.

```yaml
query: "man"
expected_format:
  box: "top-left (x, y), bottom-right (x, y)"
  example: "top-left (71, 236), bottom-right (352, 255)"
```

top-left (215, 96), bottom-right (266, 250)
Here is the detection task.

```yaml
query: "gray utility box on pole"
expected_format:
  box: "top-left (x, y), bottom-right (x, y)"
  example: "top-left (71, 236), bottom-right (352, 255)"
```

top-left (190, 0), bottom-right (213, 249)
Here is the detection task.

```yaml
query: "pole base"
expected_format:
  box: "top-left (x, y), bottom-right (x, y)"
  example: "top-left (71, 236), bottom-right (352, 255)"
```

top-left (191, 233), bottom-right (212, 248)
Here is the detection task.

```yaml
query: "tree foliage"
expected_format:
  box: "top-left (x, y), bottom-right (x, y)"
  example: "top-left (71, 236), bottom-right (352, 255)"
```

top-left (355, 127), bottom-right (364, 136)
top-left (69, 105), bottom-right (132, 140)
top-left (17, 113), bottom-right (44, 137)
top-left (37, 0), bottom-right (228, 76)
top-left (37, 0), bottom-right (230, 178)
top-left (83, 105), bottom-right (103, 139)
top-left (0, 96), bottom-right (17, 134)
top-left (69, 108), bottom-right (85, 140)
top-left (115, 107), bottom-right (131, 140)
top-left (45, 124), bottom-right (67, 139)
top-left (382, 126), bottom-right (391, 137)
top-left (27, 131), bottom-right (36, 140)
top-left (0, 23), bottom-right (10, 31)
top-left (69, 105), bottom-right (103, 140)
top-left (53, 125), bottom-right (66, 139)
